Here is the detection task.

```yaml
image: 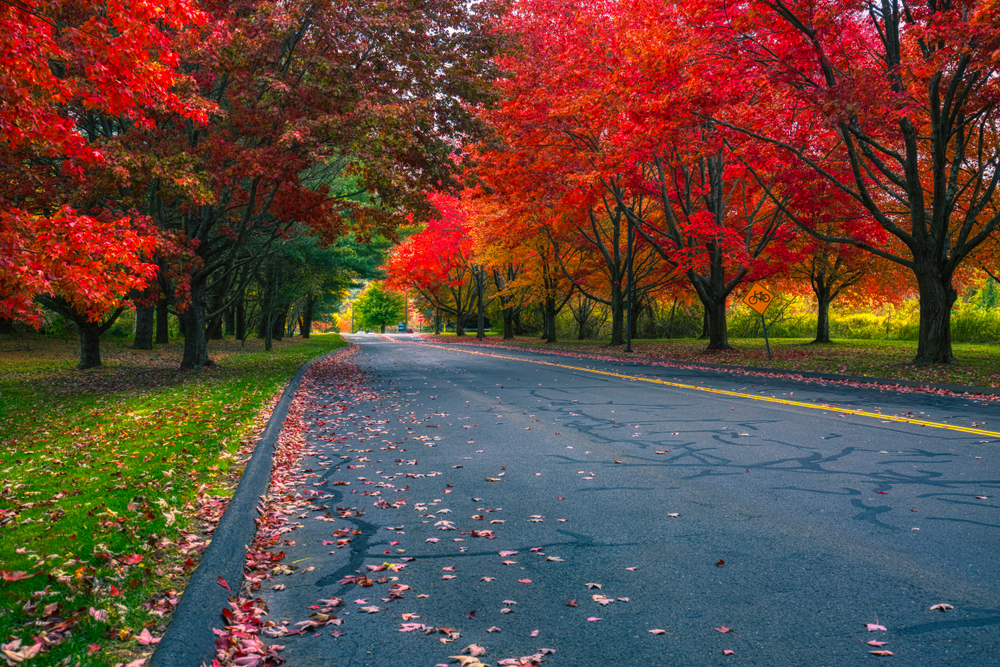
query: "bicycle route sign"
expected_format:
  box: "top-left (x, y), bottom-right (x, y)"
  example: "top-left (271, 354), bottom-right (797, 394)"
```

top-left (742, 282), bottom-right (775, 316)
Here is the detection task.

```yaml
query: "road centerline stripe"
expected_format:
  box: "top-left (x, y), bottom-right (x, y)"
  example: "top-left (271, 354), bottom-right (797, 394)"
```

top-left (409, 341), bottom-right (1000, 439)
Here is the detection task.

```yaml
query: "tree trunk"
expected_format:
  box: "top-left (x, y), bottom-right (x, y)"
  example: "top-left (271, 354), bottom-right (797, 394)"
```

top-left (455, 312), bottom-right (467, 336)
top-left (543, 297), bottom-right (558, 343)
top-left (207, 314), bottom-right (224, 340)
top-left (913, 260), bottom-right (957, 364)
top-left (133, 305), bottom-right (154, 350)
top-left (608, 283), bottom-right (625, 345)
top-left (156, 299), bottom-right (169, 344)
top-left (223, 307), bottom-right (235, 338)
top-left (812, 273), bottom-right (833, 344)
top-left (77, 321), bottom-right (103, 370)
top-left (271, 310), bottom-right (285, 341)
top-left (701, 296), bottom-right (730, 350)
top-left (503, 308), bottom-right (515, 340)
top-left (180, 279), bottom-right (212, 369)
top-left (666, 298), bottom-right (677, 339)
top-left (235, 291), bottom-right (246, 341)
top-left (699, 308), bottom-right (709, 340)
top-left (300, 295), bottom-right (316, 338)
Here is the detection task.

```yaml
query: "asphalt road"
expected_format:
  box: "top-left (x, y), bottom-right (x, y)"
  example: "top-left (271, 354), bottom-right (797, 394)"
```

top-left (256, 334), bottom-right (1000, 667)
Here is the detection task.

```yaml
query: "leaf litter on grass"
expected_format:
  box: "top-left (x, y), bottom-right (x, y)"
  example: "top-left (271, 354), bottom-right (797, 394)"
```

top-left (0, 333), bottom-right (348, 666)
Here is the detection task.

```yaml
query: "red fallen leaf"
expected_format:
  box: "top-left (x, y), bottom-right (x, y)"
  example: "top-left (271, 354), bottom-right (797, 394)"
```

top-left (120, 554), bottom-right (144, 565)
top-left (137, 628), bottom-right (160, 645)
top-left (567, 599), bottom-right (578, 607)
top-left (869, 650), bottom-right (894, 656)
top-left (877, 491), bottom-right (888, 494)
top-left (716, 560), bottom-right (725, 567)
top-left (715, 626), bottom-right (740, 636)
top-left (466, 611), bottom-right (476, 619)
top-left (87, 644), bottom-right (101, 655)
top-left (868, 640), bottom-right (888, 647)
top-left (929, 603), bottom-right (953, 612)
top-left (0, 571), bottom-right (35, 581)
top-left (866, 622), bottom-right (887, 632)
top-left (518, 579), bottom-right (532, 584)
top-left (587, 617), bottom-right (602, 622)
top-left (486, 627), bottom-right (501, 633)
top-left (723, 650), bottom-right (735, 655)
top-left (331, 629), bottom-right (347, 637)
top-left (217, 576), bottom-right (231, 593)
top-left (109, 585), bottom-right (121, 597)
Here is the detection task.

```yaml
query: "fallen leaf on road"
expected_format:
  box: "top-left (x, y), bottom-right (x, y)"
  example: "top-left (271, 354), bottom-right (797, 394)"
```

top-left (567, 599), bottom-right (578, 607)
top-left (868, 641), bottom-right (888, 647)
top-left (463, 644), bottom-right (487, 657)
top-left (361, 606), bottom-right (380, 613)
top-left (587, 617), bottom-right (602, 622)
top-left (929, 603), bottom-right (953, 612)
top-left (716, 560), bottom-right (725, 567)
top-left (487, 627), bottom-right (501, 633)
top-left (649, 629), bottom-right (667, 635)
top-left (869, 650), bottom-right (893, 656)
top-left (217, 575), bottom-right (231, 592)
top-left (585, 583), bottom-right (601, 589)
top-left (866, 622), bottom-right (887, 632)
top-left (723, 649), bottom-right (735, 655)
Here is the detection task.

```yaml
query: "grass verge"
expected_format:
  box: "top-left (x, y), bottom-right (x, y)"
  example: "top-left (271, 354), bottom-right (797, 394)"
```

top-left (426, 335), bottom-right (1000, 389)
top-left (0, 333), bottom-right (348, 667)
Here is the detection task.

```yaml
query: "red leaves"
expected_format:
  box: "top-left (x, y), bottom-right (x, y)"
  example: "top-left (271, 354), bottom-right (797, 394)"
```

top-left (217, 576), bottom-right (231, 593)
top-left (0, 570), bottom-right (35, 581)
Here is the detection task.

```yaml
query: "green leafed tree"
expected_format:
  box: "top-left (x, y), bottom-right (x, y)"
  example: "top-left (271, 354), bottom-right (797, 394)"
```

top-left (354, 282), bottom-right (404, 333)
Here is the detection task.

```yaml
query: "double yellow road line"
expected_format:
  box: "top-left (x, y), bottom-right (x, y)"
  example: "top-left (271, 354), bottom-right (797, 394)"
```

top-left (416, 342), bottom-right (1000, 439)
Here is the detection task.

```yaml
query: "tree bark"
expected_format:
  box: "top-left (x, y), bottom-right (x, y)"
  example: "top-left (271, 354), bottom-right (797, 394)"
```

top-left (503, 308), bottom-right (515, 340)
top-left (180, 279), bottom-right (212, 369)
top-left (78, 321), bottom-right (103, 370)
top-left (235, 294), bottom-right (246, 341)
top-left (271, 309), bottom-right (285, 342)
top-left (702, 297), bottom-right (730, 350)
top-left (156, 298), bottom-right (169, 344)
top-left (224, 307), bottom-right (235, 338)
top-left (543, 297), bottom-right (558, 343)
top-left (608, 283), bottom-right (625, 345)
top-left (913, 260), bottom-right (957, 364)
top-left (133, 305), bottom-right (154, 350)
top-left (814, 295), bottom-right (832, 344)
top-left (300, 294), bottom-right (316, 338)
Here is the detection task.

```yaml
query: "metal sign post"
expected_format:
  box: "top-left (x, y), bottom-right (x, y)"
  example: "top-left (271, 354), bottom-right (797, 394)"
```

top-left (741, 282), bottom-right (776, 360)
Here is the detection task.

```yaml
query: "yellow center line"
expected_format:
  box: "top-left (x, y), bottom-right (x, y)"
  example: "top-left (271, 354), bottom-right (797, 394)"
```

top-left (413, 341), bottom-right (1000, 439)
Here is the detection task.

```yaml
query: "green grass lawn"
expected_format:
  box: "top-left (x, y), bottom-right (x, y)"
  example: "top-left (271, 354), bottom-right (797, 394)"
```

top-left (431, 335), bottom-right (1000, 388)
top-left (0, 332), bottom-right (347, 666)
